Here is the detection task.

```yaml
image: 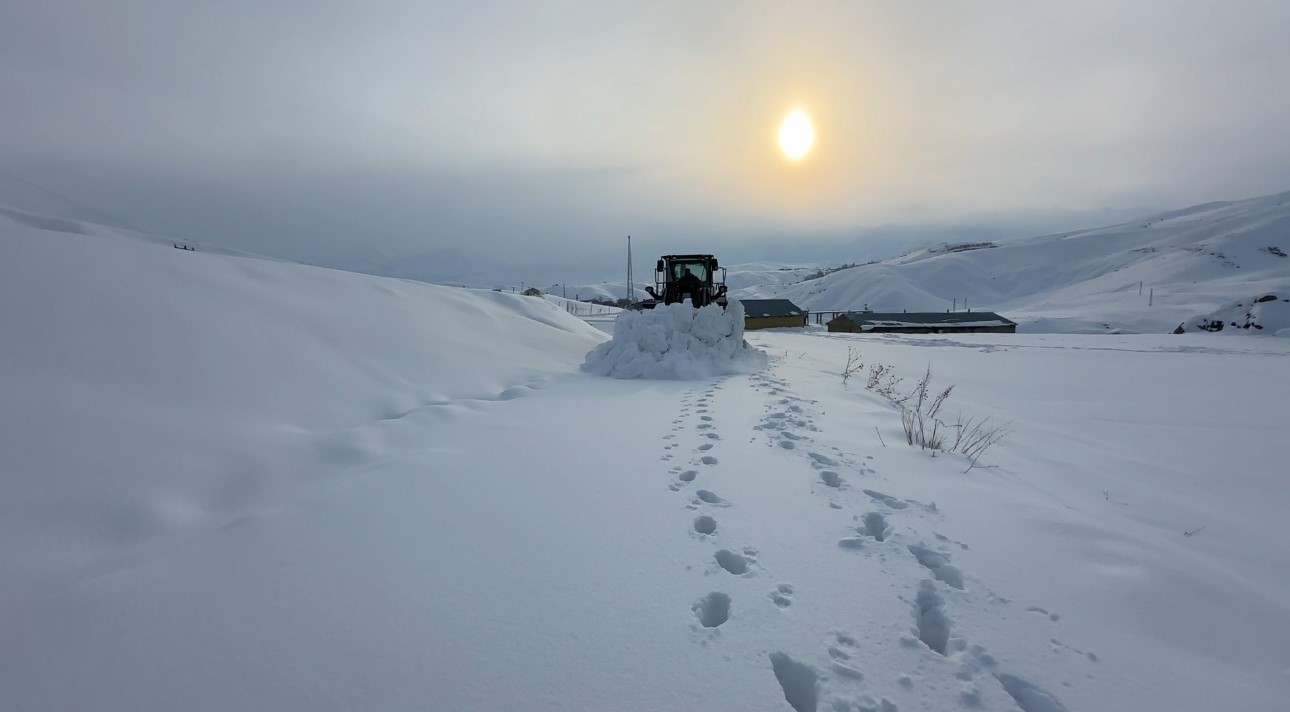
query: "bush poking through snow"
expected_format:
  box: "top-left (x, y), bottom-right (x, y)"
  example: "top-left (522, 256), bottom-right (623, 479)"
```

top-left (841, 346), bottom-right (862, 388)
top-left (902, 367), bottom-right (954, 451)
top-left (839, 348), bottom-right (904, 400)
top-left (848, 356), bottom-right (1011, 468)
top-left (867, 362), bottom-right (905, 402)
top-left (898, 367), bottom-right (1011, 468)
top-left (582, 301), bottom-right (768, 379)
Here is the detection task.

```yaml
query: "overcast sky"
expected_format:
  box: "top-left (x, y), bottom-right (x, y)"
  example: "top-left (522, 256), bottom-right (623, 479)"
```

top-left (3, 1), bottom-right (1289, 281)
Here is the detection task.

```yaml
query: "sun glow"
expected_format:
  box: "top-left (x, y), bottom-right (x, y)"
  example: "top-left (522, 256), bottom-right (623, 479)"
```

top-left (778, 110), bottom-right (815, 161)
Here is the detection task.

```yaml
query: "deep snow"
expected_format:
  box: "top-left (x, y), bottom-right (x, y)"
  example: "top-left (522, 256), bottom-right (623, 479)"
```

top-left (3, 209), bottom-right (1289, 711)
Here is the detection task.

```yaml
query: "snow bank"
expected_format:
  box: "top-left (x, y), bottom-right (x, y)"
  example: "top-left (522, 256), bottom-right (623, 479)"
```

top-left (0, 208), bottom-right (605, 611)
top-left (1173, 292), bottom-right (1290, 335)
top-left (581, 301), bottom-right (768, 379)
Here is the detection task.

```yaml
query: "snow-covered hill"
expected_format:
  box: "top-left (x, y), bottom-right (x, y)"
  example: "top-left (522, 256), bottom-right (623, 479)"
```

top-left (748, 191), bottom-right (1290, 334)
top-left (0, 206), bottom-right (606, 616)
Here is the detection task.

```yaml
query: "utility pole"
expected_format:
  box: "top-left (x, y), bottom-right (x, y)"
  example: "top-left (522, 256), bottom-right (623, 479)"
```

top-left (626, 235), bottom-right (634, 306)
top-left (1149, 288), bottom-right (1154, 306)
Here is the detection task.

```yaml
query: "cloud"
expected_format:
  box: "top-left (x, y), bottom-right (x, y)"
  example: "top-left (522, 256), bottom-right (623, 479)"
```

top-left (1, 0), bottom-right (1287, 273)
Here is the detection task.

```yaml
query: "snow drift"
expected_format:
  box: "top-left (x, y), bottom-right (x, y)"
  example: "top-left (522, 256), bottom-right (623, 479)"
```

top-left (581, 301), bottom-right (768, 379)
top-left (1173, 292), bottom-right (1290, 336)
top-left (0, 207), bottom-right (606, 611)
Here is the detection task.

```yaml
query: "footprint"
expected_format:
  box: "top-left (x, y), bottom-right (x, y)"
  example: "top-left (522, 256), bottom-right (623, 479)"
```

top-left (809, 453), bottom-right (838, 468)
top-left (698, 423), bottom-right (713, 430)
top-left (913, 580), bottom-right (952, 655)
top-left (715, 549), bottom-right (749, 575)
top-left (701, 415), bottom-right (713, 422)
top-left (678, 470), bottom-right (698, 482)
top-left (769, 652), bottom-right (819, 712)
top-left (693, 592), bottom-right (731, 628)
top-left (827, 632), bottom-right (864, 679)
top-left (779, 440), bottom-right (797, 450)
top-left (770, 583), bottom-right (794, 608)
top-left (862, 489), bottom-right (909, 510)
top-left (995, 674), bottom-right (1070, 712)
top-left (698, 443), bottom-right (714, 451)
top-left (934, 532), bottom-right (970, 551)
top-left (693, 515), bottom-right (717, 535)
top-left (1027, 606), bottom-right (1060, 622)
top-left (704, 432), bottom-right (721, 440)
top-left (819, 471), bottom-right (842, 488)
top-left (695, 490), bottom-right (728, 506)
top-left (860, 512), bottom-right (890, 541)
top-left (700, 455), bottom-right (719, 465)
top-left (908, 545), bottom-right (964, 590)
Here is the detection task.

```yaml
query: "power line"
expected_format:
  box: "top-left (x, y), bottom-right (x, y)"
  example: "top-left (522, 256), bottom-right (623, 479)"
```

top-left (0, 166), bottom-right (150, 234)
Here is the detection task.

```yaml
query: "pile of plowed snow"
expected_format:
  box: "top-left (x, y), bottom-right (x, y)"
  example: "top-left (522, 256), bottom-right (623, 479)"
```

top-left (581, 301), bottom-right (767, 379)
top-left (1173, 292), bottom-right (1290, 336)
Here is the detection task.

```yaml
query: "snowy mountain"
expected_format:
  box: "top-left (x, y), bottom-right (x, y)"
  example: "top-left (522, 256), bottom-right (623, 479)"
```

top-left (746, 191), bottom-right (1290, 334)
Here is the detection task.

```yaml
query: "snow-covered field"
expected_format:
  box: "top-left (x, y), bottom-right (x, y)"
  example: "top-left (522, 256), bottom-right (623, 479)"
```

top-left (3, 209), bottom-right (1289, 711)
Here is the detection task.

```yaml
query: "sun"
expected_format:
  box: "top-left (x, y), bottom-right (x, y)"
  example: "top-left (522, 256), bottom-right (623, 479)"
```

top-left (778, 110), bottom-right (815, 161)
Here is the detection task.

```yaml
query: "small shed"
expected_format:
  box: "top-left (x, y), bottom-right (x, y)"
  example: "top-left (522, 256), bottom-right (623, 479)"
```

top-left (740, 299), bottom-right (808, 330)
top-left (522, 287), bottom-right (543, 297)
top-left (827, 311), bottom-right (1017, 334)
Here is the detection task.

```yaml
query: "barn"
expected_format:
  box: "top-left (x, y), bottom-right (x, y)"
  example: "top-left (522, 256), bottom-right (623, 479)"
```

top-left (827, 311), bottom-right (1017, 334)
top-left (740, 299), bottom-right (808, 330)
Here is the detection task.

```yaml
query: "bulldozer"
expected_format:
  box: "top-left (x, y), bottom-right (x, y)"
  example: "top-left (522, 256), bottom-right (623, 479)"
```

top-left (638, 254), bottom-right (729, 309)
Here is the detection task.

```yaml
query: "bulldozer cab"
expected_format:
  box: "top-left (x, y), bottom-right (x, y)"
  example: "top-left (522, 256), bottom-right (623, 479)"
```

top-left (640, 254), bottom-right (728, 308)
top-left (669, 260), bottom-right (711, 283)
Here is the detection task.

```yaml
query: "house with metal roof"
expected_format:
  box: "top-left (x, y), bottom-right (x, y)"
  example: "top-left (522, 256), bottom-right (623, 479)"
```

top-left (827, 311), bottom-right (1017, 334)
top-left (739, 299), bottom-right (808, 330)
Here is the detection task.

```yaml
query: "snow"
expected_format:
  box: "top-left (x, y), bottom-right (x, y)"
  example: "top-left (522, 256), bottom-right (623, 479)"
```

top-left (581, 300), bottom-right (769, 379)
top-left (1174, 292), bottom-right (1290, 335)
top-left (744, 191), bottom-right (1290, 334)
top-left (3, 206), bottom-right (1290, 711)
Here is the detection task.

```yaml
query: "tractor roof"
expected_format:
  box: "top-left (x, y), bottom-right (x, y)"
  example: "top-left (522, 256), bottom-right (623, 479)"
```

top-left (661, 254), bottom-right (716, 261)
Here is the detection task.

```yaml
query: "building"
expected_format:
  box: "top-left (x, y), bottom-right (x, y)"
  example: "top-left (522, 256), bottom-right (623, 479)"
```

top-left (740, 299), bottom-right (808, 330)
top-left (522, 287), bottom-right (543, 297)
top-left (827, 311), bottom-right (1017, 334)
